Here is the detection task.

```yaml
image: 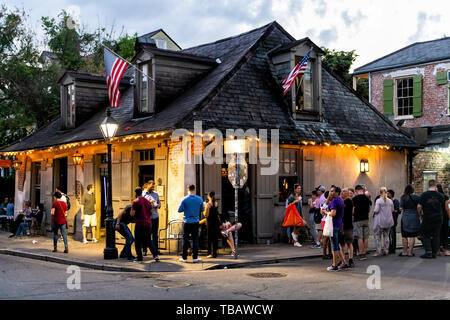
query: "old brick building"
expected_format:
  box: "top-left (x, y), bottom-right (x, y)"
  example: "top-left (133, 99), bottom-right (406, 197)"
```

top-left (353, 37), bottom-right (450, 194)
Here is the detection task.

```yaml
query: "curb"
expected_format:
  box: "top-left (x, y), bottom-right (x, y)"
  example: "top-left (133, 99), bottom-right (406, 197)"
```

top-left (0, 249), bottom-right (144, 273)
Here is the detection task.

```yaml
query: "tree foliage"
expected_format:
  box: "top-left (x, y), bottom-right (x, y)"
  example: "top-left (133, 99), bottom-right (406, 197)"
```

top-left (322, 48), bottom-right (358, 85)
top-left (0, 5), bottom-right (137, 148)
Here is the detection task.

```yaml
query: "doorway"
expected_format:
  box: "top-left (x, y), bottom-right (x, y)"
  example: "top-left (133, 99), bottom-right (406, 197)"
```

top-left (53, 157), bottom-right (68, 194)
top-left (139, 165), bottom-right (155, 187)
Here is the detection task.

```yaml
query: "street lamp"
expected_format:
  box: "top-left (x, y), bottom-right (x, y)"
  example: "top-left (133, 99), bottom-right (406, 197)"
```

top-left (224, 138), bottom-right (249, 259)
top-left (99, 107), bottom-right (118, 260)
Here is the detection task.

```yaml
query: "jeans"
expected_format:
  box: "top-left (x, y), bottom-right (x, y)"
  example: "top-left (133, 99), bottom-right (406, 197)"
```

top-left (182, 222), bottom-right (199, 260)
top-left (331, 227), bottom-right (341, 252)
top-left (113, 220), bottom-right (134, 259)
top-left (151, 218), bottom-right (159, 252)
top-left (309, 213), bottom-right (319, 244)
top-left (15, 222), bottom-right (28, 236)
top-left (374, 226), bottom-right (390, 254)
top-left (422, 229), bottom-right (440, 257)
top-left (135, 224), bottom-right (158, 260)
top-left (389, 225), bottom-right (397, 253)
top-left (52, 223), bottom-right (68, 248)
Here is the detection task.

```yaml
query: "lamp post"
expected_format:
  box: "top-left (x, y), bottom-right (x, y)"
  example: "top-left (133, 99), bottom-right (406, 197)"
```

top-left (224, 139), bottom-right (249, 259)
top-left (99, 107), bottom-right (119, 260)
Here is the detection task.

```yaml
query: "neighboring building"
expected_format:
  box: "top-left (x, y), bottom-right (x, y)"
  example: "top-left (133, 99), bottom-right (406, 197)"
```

top-left (136, 29), bottom-right (182, 51)
top-left (1, 22), bottom-right (417, 244)
top-left (353, 37), bottom-right (450, 194)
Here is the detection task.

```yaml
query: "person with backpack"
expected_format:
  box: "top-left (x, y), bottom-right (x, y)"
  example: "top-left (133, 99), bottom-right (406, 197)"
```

top-left (399, 184), bottom-right (421, 257)
top-left (373, 187), bottom-right (394, 256)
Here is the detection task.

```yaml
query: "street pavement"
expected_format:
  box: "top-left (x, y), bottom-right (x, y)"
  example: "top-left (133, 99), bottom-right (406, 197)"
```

top-left (0, 230), bottom-right (410, 272)
top-left (0, 250), bottom-right (449, 300)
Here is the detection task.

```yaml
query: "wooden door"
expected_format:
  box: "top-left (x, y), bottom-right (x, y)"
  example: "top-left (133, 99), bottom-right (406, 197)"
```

top-left (255, 160), bottom-right (277, 243)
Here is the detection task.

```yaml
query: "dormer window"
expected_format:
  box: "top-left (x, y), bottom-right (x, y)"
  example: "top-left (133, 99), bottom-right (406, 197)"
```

top-left (64, 83), bottom-right (75, 128)
top-left (155, 39), bottom-right (167, 49)
top-left (295, 57), bottom-right (313, 112)
top-left (136, 62), bottom-right (154, 115)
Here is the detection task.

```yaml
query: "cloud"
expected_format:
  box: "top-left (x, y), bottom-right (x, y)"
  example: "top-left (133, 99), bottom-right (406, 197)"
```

top-left (314, 0), bottom-right (327, 18)
top-left (318, 28), bottom-right (335, 46)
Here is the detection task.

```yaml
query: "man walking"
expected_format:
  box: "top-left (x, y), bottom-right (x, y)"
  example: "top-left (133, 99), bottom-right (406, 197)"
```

top-left (144, 180), bottom-right (161, 254)
top-left (417, 180), bottom-right (445, 259)
top-left (81, 184), bottom-right (98, 244)
top-left (114, 205), bottom-right (135, 260)
top-left (178, 185), bottom-right (204, 263)
top-left (387, 189), bottom-right (400, 254)
top-left (353, 185), bottom-right (372, 260)
top-left (130, 187), bottom-right (159, 262)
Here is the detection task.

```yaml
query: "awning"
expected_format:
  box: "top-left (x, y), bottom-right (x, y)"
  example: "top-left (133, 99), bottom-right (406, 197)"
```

top-left (0, 160), bottom-right (12, 168)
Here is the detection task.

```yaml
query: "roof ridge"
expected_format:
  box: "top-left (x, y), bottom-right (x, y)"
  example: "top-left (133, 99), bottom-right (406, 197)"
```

top-left (354, 36), bottom-right (450, 74)
top-left (181, 21), bottom-right (275, 52)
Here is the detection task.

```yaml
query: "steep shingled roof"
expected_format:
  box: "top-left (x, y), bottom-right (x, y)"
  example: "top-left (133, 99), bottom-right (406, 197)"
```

top-left (0, 22), bottom-right (417, 152)
top-left (354, 37), bottom-right (450, 75)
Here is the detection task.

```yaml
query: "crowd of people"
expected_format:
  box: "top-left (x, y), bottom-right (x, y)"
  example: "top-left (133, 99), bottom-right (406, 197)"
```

top-left (285, 179), bottom-right (450, 271)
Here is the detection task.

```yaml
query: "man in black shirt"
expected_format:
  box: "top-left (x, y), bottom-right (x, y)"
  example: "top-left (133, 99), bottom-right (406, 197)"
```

top-left (418, 180), bottom-right (445, 259)
top-left (340, 188), bottom-right (355, 267)
top-left (388, 189), bottom-right (401, 254)
top-left (114, 205), bottom-right (135, 260)
top-left (353, 185), bottom-right (372, 260)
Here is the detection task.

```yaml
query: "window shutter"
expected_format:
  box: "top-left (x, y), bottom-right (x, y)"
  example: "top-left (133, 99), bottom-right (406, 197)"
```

top-left (383, 79), bottom-right (394, 115)
top-left (413, 75), bottom-right (422, 117)
top-left (436, 71), bottom-right (448, 85)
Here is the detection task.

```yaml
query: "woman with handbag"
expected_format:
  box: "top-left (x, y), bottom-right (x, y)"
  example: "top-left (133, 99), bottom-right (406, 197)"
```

top-left (399, 185), bottom-right (420, 257)
top-left (51, 191), bottom-right (69, 253)
top-left (286, 184), bottom-right (304, 248)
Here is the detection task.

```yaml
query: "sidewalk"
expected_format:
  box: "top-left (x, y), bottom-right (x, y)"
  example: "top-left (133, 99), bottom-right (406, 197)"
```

top-left (0, 231), bottom-right (410, 273)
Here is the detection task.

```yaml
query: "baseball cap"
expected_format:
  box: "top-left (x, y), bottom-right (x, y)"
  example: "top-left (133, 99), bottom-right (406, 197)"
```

top-left (316, 185), bottom-right (325, 192)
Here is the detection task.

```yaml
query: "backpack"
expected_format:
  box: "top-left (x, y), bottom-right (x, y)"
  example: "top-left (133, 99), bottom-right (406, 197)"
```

top-left (65, 195), bottom-right (71, 211)
top-left (314, 208), bottom-right (322, 224)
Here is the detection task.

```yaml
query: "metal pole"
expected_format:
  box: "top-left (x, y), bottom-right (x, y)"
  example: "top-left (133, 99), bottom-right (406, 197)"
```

top-left (104, 109), bottom-right (118, 260)
top-left (234, 152), bottom-right (239, 259)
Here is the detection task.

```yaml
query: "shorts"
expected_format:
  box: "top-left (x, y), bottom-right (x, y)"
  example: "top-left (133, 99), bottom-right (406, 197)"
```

top-left (339, 229), bottom-right (354, 245)
top-left (83, 213), bottom-right (97, 227)
top-left (331, 228), bottom-right (342, 252)
top-left (315, 223), bottom-right (323, 231)
top-left (355, 219), bottom-right (369, 240)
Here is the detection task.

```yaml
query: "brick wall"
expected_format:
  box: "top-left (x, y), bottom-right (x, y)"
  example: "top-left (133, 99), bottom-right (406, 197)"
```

top-left (370, 61), bottom-right (450, 128)
top-left (412, 151), bottom-right (450, 194)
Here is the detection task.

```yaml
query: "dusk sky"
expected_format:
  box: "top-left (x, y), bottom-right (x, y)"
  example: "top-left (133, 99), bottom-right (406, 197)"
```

top-left (4, 0), bottom-right (450, 71)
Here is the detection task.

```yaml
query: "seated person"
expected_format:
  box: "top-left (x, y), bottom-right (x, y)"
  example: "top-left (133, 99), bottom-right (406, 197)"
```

top-left (30, 203), bottom-right (44, 231)
top-left (220, 221), bottom-right (243, 256)
top-left (14, 201), bottom-right (32, 237)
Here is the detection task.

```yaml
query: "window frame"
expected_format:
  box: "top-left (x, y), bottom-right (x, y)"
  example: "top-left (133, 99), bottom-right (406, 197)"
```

top-left (293, 56), bottom-right (314, 113)
top-left (394, 76), bottom-right (415, 120)
top-left (65, 83), bottom-right (76, 128)
top-left (278, 148), bottom-right (300, 203)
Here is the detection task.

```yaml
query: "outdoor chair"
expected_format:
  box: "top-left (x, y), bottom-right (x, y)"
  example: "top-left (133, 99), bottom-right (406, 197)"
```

top-left (159, 219), bottom-right (184, 255)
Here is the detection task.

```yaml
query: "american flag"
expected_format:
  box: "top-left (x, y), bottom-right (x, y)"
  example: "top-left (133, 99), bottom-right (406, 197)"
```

top-left (282, 48), bottom-right (312, 95)
top-left (104, 48), bottom-right (129, 107)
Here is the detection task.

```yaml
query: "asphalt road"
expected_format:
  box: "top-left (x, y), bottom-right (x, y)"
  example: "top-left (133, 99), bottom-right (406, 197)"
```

top-left (0, 248), bottom-right (449, 300)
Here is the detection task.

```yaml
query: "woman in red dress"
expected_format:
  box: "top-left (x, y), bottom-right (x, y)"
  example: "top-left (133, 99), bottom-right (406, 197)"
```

top-left (51, 191), bottom-right (68, 253)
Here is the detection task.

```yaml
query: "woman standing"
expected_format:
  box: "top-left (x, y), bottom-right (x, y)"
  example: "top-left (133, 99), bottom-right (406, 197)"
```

top-left (437, 184), bottom-right (450, 256)
top-left (399, 185), bottom-right (421, 257)
top-left (373, 187), bottom-right (394, 256)
top-left (51, 191), bottom-right (69, 253)
top-left (205, 191), bottom-right (220, 258)
top-left (287, 184), bottom-right (303, 247)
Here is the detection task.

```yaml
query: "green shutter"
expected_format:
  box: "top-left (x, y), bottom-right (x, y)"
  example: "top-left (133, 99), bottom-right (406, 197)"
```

top-left (383, 79), bottom-right (394, 115)
top-left (436, 71), bottom-right (448, 85)
top-left (413, 75), bottom-right (422, 117)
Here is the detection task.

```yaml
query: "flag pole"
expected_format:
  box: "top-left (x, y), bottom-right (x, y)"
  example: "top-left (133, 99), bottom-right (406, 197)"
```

top-left (102, 44), bottom-right (155, 82)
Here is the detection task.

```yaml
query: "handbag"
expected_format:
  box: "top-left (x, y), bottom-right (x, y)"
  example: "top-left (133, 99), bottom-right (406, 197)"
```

top-left (323, 214), bottom-right (333, 237)
top-left (282, 203), bottom-right (305, 227)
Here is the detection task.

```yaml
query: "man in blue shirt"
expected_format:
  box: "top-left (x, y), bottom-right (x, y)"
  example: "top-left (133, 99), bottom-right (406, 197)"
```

top-left (178, 185), bottom-right (204, 263)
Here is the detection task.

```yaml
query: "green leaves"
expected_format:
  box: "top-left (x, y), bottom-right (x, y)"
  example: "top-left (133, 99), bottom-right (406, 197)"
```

top-left (322, 48), bottom-right (358, 85)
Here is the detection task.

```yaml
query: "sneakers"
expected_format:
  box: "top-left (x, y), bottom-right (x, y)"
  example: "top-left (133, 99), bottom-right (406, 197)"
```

top-left (420, 254), bottom-right (434, 259)
top-left (92, 238), bottom-right (99, 243)
top-left (133, 258), bottom-right (143, 264)
top-left (291, 232), bottom-right (298, 242)
top-left (193, 258), bottom-right (202, 263)
top-left (338, 264), bottom-right (349, 271)
top-left (206, 255), bottom-right (213, 258)
top-left (372, 252), bottom-right (382, 257)
top-left (231, 251), bottom-right (237, 257)
top-left (359, 254), bottom-right (367, 261)
top-left (221, 230), bottom-right (229, 238)
top-left (64, 247), bottom-right (69, 254)
top-left (82, 239), bottom-right (88, 244)
top-left (348, 259), bottom-right (355, 268)
top-left (154, 256), bottom-right (160, 262)
top-left (179, 258), bottom-right (187, 263)
top-left (327, 265), bottom-right (339, 271)
top-left (294, 242), bottom-right (302, 247)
